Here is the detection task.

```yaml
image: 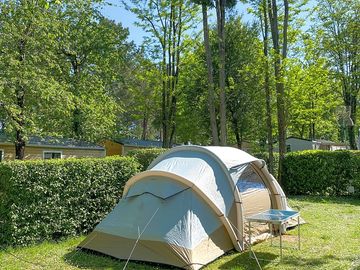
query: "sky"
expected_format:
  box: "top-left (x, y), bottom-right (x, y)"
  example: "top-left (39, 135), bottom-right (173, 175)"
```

top-left (100, 1), bottom-right (145, 45)
top-left (100, 0), bottom-right (256, 46)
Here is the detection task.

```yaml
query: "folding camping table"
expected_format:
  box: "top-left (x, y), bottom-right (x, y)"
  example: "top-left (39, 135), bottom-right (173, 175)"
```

top-left (246, 209), bottom-right (300, 260)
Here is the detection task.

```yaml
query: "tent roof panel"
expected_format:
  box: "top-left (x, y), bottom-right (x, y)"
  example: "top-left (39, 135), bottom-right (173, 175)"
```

top-left (125, 176), bottom-right (188, 199)
top-left (202, 146), bottom-right (259, 169)
top-left (149, 151), bottom-right (234, 216)
top-left (148, 145), bottom-right (260, 171)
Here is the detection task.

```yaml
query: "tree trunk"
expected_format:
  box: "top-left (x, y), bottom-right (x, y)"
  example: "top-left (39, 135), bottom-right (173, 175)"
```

top-left (169, 96), bottom-right (177, 146)
top-left (229, 107), bottom-right (241, 149)
top-left (161, 43), bottom-right (168, 148)
top-left (275, 63), bottom-right (287, 183)
top-left (15, 40), bottom-right (26, 160)
top-left (15, 88), bottom-right (26, 160)
top-left (70, 59), bottom-right (83, 139)
top-left (15, 129), bottom-right (26, 160)
top-left (161, 2), bottom-right (182, 148)
top-left (141, 112), bottom-right (148, 140)
top-left (268, 0), bottom-right (289, 184)
top-left (216, 0), bottom-right (227, 146)
top-left (348, 95), bottom-right (357, 149)
top-left (265, 72), bottom-right (274, 174)
top-left (202, 3), bottom-right (219, 145)
top-left (261, 0), bottom-right (274, 174)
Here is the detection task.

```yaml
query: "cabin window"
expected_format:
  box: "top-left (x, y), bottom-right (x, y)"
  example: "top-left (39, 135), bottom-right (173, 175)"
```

top-left (0, 150), bottom-right (4, 162)
top-left (43, 151), bottom-right (62, 159)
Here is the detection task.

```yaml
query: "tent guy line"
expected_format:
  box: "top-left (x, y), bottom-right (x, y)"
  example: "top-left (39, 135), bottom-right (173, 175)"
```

top-left (123, 207), bottom-right (160, 270)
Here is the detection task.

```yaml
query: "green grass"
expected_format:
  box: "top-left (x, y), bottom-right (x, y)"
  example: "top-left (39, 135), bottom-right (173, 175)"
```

top-left (1, 196), bottom-right (359, 270)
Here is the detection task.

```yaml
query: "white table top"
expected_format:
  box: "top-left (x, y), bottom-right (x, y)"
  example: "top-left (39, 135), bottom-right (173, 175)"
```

top-left (246, 209), bottom-right (299, 224)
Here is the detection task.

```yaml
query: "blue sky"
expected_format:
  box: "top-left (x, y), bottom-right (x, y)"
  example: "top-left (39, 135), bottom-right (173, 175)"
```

top-left (101, 1), bottom-right (255, 45)
top-left (100, 1), bottom-right (145, 44)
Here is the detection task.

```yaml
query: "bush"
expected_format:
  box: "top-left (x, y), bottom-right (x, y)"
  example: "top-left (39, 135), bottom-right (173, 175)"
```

top-left (282, 150), bottom-right (359, 196)
top-left (127, 148), bottom-right (167, 171)
top-left (0, 156), bottom-right (139, 247)
top-left (350, 151), bottom-right (360, 197)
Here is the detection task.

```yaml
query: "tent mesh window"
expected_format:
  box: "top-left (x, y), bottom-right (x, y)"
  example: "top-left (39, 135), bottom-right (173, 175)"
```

top-left (235, 165), bottom-right (268, 195)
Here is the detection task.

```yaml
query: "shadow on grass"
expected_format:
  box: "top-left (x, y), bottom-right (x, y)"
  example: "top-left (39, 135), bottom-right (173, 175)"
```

top-left (215, 251), bottom-right (278, 270)
top-left (216, 251), bottom-right (350, 270)
top-left (63, 248), bottom-right (179, 270)
top-left (289, 195), bottom-right (360, 206)
top-left (281, 254), bottom-right (358, 269)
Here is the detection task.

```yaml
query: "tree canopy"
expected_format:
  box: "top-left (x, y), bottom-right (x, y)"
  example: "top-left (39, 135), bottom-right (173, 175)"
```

top-left (0, 0), bottom-right (358, 163)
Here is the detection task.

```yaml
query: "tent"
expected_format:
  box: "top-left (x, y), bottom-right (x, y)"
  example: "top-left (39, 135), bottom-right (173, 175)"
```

top-left (79, 146), bottom-right (290, 269)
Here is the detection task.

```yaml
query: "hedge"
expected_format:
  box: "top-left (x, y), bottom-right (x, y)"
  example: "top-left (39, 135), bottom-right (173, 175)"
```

top-left (282, 150), bottom-right (360, 196)
top-left (0, 156), bottom-right (139, 247)
top-left (127, 148), bottom-right (167, 171)
top-left (3, 147), bottom-right (358, 247)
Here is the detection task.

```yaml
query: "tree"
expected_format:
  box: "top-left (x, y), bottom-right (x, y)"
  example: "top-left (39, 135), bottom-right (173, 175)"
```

top-left (267, 0), bottom-right (289, 183)
top-left (316, 0), bottom-right (360, 149)
top-left (286, 35), bottom-right (342, 141)
top-left (215, 0), bottom-right (237, 145)
top-left (199, 0), bottom-right (219, 145)
top-left (246, 0), bottom-right (276, 172)
top-left (259, 0), bottom-right (275, 173)
top-left (224, 16), bottom-right (265, 149)
top-left (176, 40), bottom-right (211, 145)
top-left (0, 0), bottom-right (71, 159)
top-left (114, 50), bottom-right (162, 140)
top-left (192, 0), bottom-right (236, 145)
top-left (58, 1), bottom-right (130, 142)
top-left (124, 0), bottom-right (199, 148)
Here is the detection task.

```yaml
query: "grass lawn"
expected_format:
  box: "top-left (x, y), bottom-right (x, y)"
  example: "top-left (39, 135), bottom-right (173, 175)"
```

top-left (1, 196), bottom-right (359, 270)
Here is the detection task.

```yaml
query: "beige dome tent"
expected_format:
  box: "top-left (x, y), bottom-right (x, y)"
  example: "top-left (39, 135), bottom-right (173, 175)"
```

top-left (79, 146), bottom-right (289, 269)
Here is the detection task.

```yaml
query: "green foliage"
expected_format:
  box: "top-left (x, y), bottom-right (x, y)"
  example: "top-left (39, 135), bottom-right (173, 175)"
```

top-left (127, 148), bottom-right (167, 171)
top-left (124, 0), bottom-right (200, 147)
top-left (0, 157), bottom-right (139, 247)
top-left (58, 2), bottom-right (132, 141)
top-left (0, 0), bottom-right (72, 140)
top-left (286, 35), bottom-right (342, 141)
top-left (114, 56), bottom-right (162, 140)
top-left (283, 150), bottom-right (359, 196)
top-left (224, 16), bottom-right (266, 146)
top-left (315, 0), bottom-right (360, 149)
top-left (0, 0), bottom-right (135, 147)
top-left (176, 45), bottom-right (211, 145)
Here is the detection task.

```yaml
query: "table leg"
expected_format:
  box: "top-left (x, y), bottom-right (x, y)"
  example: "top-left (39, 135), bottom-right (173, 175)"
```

top-left (298, 215), bottom-right (300, 250)
top-left (280, 225), bottom-right (283, 259)
top-left (248, 221), bottom-right (251, 258)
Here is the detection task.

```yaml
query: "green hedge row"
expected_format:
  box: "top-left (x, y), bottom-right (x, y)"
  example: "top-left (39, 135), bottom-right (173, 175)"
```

top-left (0, 157), bottom-right (139, 246)
top-left (127, 148), bottom-right (167, 171)
top-left (282, 150), bottom-right (360, 196)
top-left (3, 147), bottom-right (358, 247)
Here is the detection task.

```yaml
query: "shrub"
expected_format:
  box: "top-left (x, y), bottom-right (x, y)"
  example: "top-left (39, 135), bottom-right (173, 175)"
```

top-left (127, 148), bottom-right (167, 171)
top-left (350, 151), bottom-right (360, 197)
top-left (0, 156), bottom-right (139, 247)
top-left (282, 150), bottom-right (357, 196)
